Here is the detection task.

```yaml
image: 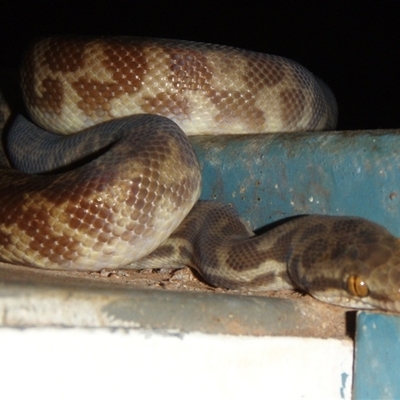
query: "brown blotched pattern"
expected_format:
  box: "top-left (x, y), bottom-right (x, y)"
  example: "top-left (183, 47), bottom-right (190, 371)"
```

top-left (21, 36), bottom-right (337, 135)
top-left (6, 36), bottom-right (400, 313)
top-left (0, 115), bottom-right (201, 270)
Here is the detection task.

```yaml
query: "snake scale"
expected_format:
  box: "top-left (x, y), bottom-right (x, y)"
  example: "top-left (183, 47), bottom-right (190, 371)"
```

top-left (1, 36), bottom-right (400, 312)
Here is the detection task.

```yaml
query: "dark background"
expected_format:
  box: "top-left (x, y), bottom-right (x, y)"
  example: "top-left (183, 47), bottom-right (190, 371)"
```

top-left (1, 1), bottom-right (399, 131)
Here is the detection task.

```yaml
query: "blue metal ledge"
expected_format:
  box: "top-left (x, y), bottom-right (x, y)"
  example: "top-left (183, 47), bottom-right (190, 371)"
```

top-left (191, 129), bottom-right (400, 235)
top-left (354, 312), bottom-right (400, 399)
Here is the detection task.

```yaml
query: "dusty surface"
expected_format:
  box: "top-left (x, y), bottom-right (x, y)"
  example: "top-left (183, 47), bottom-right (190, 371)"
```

top-left (0, 262), bottom-right (356, 340)
top-left (93, 267), bottom-right (357, 339)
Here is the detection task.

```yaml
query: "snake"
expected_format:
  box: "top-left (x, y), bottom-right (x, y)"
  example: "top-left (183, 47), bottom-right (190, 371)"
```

top-left (1, 36), bottom-right (400, 313)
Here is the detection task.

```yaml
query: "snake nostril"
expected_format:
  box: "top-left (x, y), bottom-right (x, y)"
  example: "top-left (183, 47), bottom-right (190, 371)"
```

top-left (347, 275), bottom-right (369, 297)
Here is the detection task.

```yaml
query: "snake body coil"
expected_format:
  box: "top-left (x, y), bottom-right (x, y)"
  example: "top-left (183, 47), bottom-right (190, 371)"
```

top-left (1, 36), bottom-right (400, 312)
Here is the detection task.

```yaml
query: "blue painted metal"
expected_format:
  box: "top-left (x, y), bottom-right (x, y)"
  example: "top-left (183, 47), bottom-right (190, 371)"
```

top-left (353, 312), bottom-right (400, 399)
top-left (191, 130), bottom-right (400, 234)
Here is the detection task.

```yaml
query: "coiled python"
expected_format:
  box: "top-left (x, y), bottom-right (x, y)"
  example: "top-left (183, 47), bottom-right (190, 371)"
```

top-left (1, 36), bottom-right (400, 312)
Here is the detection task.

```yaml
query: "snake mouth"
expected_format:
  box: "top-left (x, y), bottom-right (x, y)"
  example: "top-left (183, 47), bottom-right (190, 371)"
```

top-left (366, 290), bottom-right (400, 313)
top-left (311, 287), bottom-right (400, 312)
top-left (310, 292), bottom-right (375, 310)
top-left (363, 298), bottom-right (400, 313)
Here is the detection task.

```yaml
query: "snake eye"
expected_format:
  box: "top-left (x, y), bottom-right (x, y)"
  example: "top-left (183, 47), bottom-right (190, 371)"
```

top-left (347, 275), bottom-right (369, 297)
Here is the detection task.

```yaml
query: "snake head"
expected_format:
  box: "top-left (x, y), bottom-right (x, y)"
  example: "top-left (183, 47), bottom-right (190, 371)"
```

top-left (340, 236), bottom-right (400, 312)
top-left (289, 216), bottom-right (400, 312)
